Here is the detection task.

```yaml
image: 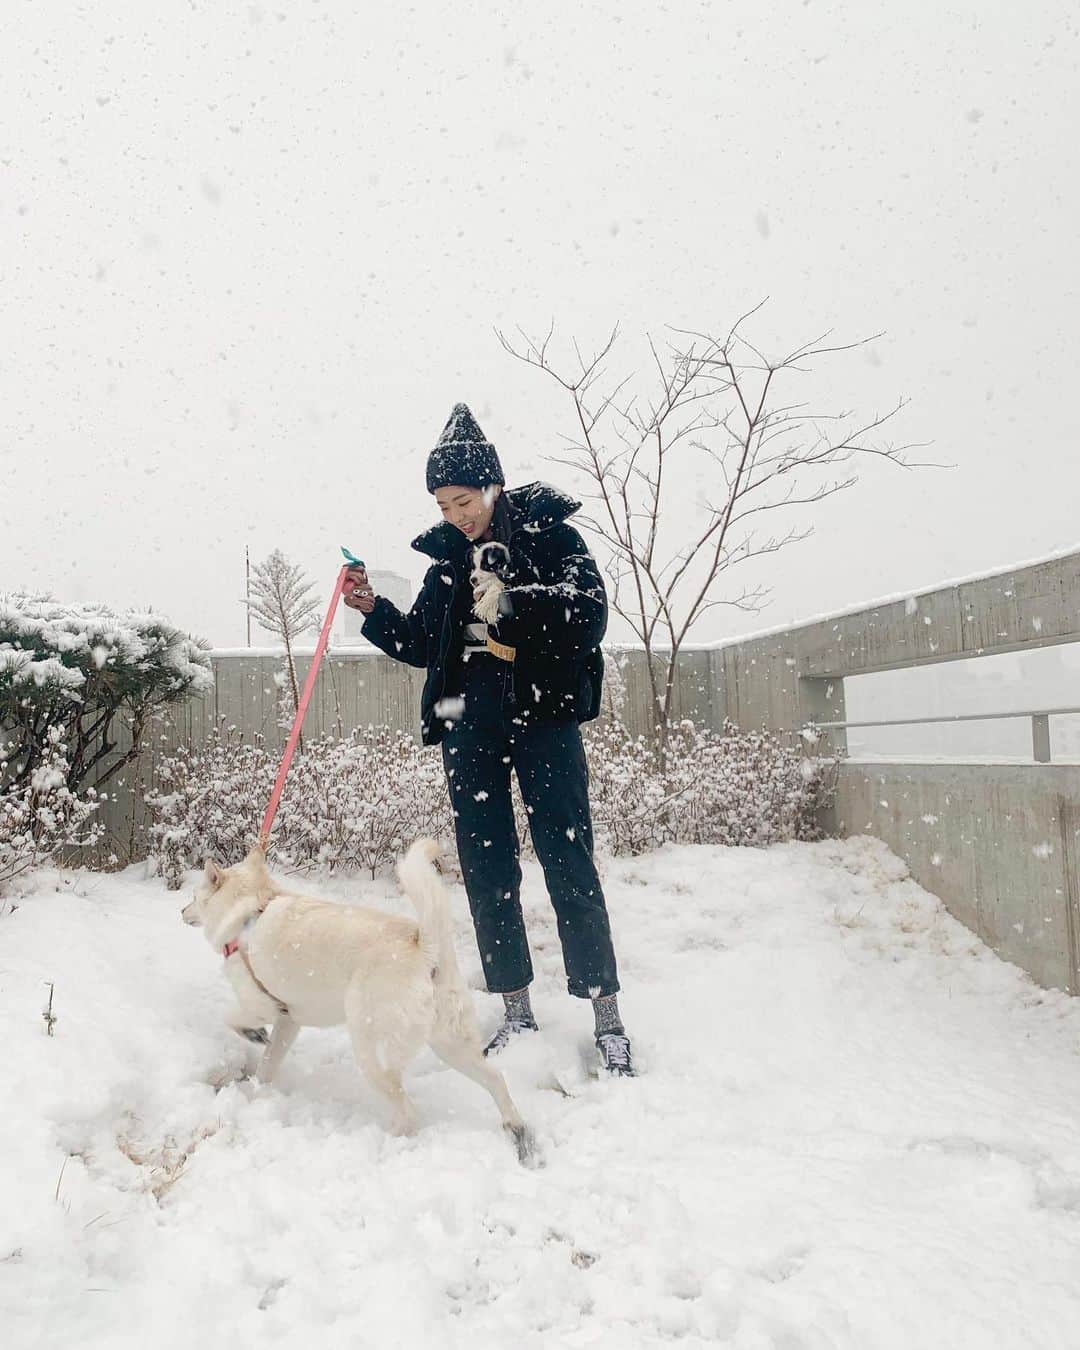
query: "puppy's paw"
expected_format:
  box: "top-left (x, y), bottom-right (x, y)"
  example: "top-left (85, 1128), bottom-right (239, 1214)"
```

top-left (472, 581), bottom-right (504, 626)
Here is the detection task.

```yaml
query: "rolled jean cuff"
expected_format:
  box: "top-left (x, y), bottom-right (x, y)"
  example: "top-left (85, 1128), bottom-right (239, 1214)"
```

top-left (567, 978), bottom-right (621, 1000)
top-left (485, 970), bottom-right (534, 996)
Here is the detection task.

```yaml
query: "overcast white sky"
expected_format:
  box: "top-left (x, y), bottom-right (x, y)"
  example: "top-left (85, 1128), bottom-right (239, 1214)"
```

top-left (3, 1), bottom-right (1078, 648)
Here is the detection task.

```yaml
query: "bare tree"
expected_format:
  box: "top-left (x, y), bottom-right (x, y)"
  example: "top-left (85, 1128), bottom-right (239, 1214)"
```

top-left (246, 549), bottom-right (320, 719)
top-left (498, 306), bottom-right (927, 745)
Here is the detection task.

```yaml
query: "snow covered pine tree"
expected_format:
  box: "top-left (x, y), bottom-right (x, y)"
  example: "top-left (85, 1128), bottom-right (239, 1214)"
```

top-left (0, 594), bottom-right (212, 882)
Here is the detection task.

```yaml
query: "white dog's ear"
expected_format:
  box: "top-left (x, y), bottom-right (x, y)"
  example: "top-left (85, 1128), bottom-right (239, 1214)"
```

top-left (243, 844), bottom-right (273, 909)
top-left (246, 846), bottom-right (272, 892)
top-left (204, 858), bottom-right (223, 888)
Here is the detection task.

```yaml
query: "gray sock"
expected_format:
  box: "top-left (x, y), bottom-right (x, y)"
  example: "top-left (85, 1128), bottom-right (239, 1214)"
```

top-left (592, 992), bottom-right (624, 1036)
top-left (502, 987), bottom-right (535, 1024)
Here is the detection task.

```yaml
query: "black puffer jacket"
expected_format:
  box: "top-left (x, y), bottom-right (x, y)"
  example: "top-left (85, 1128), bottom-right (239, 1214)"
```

top-left (361, 482), bottom-right (607, 746)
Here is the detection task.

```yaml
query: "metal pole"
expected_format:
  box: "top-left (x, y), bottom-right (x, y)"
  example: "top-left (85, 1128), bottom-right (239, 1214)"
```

top-left (245, 546), bottom-right (252, 648)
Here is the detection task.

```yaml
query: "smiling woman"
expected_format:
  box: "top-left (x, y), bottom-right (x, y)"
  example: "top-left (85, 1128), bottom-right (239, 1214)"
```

top-left (434, 484), bottom-right (497, 540)
top-left (341, 404), bottom-right (634, 1077)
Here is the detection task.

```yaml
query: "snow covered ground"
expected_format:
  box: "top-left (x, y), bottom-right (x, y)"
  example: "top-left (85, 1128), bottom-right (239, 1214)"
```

top-left (4, 837), bottom-right (1080, 1349)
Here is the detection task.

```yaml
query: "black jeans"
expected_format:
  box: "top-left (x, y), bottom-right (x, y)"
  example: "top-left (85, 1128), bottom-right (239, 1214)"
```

top-left (441, 655), bottom-right (619, 999)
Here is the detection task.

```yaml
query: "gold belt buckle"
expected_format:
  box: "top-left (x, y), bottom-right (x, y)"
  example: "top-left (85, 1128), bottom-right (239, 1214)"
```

top-left (486, 635), bottom-right (516, 663)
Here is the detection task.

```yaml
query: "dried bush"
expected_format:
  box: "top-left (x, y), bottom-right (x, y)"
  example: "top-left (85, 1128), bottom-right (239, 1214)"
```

top-left (582, 717), bottom-right (837, 856)
top-left (147, 722), bottom-right (451, 887)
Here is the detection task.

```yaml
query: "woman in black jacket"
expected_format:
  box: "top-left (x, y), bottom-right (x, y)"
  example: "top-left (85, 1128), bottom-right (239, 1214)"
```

top-left (343, 404), bottom-right (633, 1076)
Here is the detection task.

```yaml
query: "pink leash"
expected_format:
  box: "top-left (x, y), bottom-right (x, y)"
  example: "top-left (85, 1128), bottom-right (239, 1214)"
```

top-left (257, 563), bottom-right (354, 848)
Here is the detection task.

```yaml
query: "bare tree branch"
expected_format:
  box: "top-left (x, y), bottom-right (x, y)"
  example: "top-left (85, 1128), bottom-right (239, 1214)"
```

top-left (500, 310), bottom-right (927, 743)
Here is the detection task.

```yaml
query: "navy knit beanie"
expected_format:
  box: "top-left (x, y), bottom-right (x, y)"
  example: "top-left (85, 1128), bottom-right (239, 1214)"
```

top-left (426, 403), bottom-right (505, 494)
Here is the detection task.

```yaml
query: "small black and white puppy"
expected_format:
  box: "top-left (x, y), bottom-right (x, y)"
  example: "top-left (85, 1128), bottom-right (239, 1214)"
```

top-left (470, 541), bottom-right (514, 625)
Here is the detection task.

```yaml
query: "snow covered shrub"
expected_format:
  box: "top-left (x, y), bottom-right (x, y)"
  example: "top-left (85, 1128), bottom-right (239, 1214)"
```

top-left (671, 719), bottom-right (837, 847)
top-left (147, 706), bottom-right (834, 887)
top-left (0, 594), bottom-right (213, 800)
top-left (147, 723), bottom-right (452, 886)
top-left (147, 723), bottom-right (276, 890)
top-left (579, 721), bottom-right (674, 856)
top-left (271, 727), bottom-right (452, 877)
top-left (0, 727), bottom-right (103, 893)
top-left (583, 717), bottom-right (837, 856)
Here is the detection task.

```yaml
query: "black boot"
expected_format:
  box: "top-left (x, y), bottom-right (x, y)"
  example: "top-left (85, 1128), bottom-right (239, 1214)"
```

top-left (592, 992), bottom-right (635, 1076)
top-left (483, 987), bottom-right (539, 1057)
top-left (595, 1031), bottom-right (635, 1076)
top-left (483, 1015), bottom-right (539, 1057)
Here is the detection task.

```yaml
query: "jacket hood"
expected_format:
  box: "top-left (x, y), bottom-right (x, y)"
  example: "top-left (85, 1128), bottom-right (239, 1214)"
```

top-left (411, 481), bottom-right (582, 560)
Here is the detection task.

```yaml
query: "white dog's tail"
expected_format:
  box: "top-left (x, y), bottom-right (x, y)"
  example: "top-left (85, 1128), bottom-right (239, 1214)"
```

top-left (397, 838), bottom-right (457, 980)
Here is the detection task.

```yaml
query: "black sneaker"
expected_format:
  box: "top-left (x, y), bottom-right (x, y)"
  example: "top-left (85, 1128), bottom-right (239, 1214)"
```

top-left (483, 1016), bottom-right (539, 1057)
top-left (596, 1031), bottom-right (635, 1077)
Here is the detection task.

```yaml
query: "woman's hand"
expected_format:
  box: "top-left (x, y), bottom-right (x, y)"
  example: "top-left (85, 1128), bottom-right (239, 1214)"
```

top-left (343, 566), bottom-right (377, 614)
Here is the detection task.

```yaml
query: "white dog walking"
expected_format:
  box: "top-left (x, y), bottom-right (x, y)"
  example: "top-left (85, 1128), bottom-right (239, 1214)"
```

top-left (181, 838), bottom-right (534, 1162)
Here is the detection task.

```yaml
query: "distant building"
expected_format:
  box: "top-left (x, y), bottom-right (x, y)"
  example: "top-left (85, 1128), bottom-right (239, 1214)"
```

top-left (340, 569), bottom-right (413, 641)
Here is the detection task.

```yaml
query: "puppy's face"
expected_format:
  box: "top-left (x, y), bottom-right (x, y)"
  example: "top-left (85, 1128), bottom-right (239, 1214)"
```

top-left (470, 541), bottom-right (512, 589)
top-left (180, 848), bottom-right (270, 939)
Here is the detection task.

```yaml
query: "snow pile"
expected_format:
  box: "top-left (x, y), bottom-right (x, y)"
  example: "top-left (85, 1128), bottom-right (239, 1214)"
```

top-left (5, 837), bottom-right (1080, 1348)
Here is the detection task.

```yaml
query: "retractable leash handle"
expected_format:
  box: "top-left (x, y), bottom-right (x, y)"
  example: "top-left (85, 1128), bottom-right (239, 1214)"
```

top-left (256, 547), bottom-right (366, 849)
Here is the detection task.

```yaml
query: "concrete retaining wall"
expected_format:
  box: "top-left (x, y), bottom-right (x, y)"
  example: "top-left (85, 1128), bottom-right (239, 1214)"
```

top-left (828, 762), bottom-right (1080, 994)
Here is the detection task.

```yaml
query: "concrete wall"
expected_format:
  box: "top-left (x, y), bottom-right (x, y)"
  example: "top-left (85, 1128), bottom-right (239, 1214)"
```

top-left (713, 550), bottom-right (1080, 742)
top-left (829, 763), bottom-right (1080, 994)
top-left (761, 550), bottom-right (1080, 995)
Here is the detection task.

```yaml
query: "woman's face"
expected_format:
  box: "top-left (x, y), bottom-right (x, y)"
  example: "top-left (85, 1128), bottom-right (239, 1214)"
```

top-left (434, 484), bottom-right (500, 540)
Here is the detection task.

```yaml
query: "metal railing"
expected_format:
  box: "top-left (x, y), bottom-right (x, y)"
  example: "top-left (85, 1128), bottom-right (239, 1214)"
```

top-left (807, 706), bottom-right (1080, 764)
